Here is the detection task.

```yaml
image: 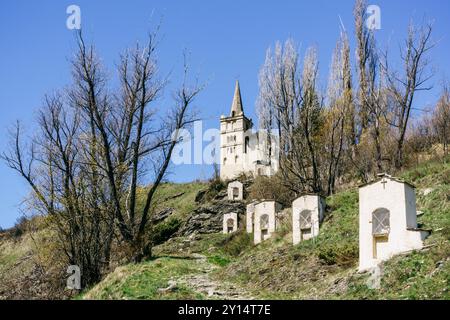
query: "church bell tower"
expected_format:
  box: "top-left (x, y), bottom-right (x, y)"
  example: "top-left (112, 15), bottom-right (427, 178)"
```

top-left (219, 81), bottom-right (252, 180)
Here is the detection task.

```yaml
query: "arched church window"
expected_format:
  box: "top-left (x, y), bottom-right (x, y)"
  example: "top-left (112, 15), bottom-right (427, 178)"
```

top-left (227, 218), bottom-right (235, 233)
top-left (260, 214), bottom-right (269, 231)
top-left (223, 157), bottom-right (227, 165)
top-left (299, 210), bottom-right (312, 230)
top-left (372, 208), bottom-right (390, 235)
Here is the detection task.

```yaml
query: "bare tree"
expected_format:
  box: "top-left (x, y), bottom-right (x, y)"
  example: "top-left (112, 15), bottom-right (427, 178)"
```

top-left (70, 31), bottom-right (202, 262)
top-left (323, 31), bottom-right (354, 195)
top-left (2, 94), bottom-right (112, 287)
top-left (354, 0), bottom-right (373, 133)
top-left (257, 39), bottom-right (300, 159)
top-left (433, 83), bottom-right (450, 155)
top-left (353, 0), bottom-right (390, 178)
top-left (278, 47), bottom-right (324, 194)
top-left (383, 21), bottom-right (435, 168)
top-left (258, 42), bottom-right (331, 194)
top-left (2, 28), bottom-right (203, 289)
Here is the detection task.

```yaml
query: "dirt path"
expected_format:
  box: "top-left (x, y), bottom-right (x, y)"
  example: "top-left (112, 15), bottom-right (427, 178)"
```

top-left (178, 254), bottom-right (254, 300)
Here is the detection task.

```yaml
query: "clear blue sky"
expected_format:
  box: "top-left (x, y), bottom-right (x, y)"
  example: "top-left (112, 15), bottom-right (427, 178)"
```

top-left (1, 0), bottom-right (449, 228)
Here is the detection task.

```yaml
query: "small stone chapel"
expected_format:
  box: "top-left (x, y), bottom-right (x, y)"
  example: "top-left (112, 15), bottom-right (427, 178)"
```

top-left (223, 212), bottom-right (238, 234)
top-left (358, 174), bottom-right (431, 271)
top-left (253, 200), bottom-right (282, 245)
top-left (227, 181), bottom-right (243, 201)
top-left (292, 194), bottom-right (325, 245)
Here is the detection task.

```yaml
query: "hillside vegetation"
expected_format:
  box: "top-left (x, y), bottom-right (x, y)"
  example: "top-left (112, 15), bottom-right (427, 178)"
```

top-left (1, 158), bottom-right (448, 300)
top-left (80, 157), bottom-right (449, 300)
top-left (0, 182), bottom-right (207, 299)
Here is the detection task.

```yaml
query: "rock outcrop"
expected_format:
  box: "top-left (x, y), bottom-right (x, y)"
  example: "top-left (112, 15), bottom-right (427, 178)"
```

top-left (177, 201), bottom-right (245, 236)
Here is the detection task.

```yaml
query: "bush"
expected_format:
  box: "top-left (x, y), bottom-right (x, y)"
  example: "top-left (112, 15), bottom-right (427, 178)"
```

top-left (317, 242), bottom-right (358, 267)
top-left (220, 232), bottom-right (253, 257)
top-left (201, 178), bottom-right (226, 202)
top-left (4, 216), bottom-right (31, 239)
top-left (274, 209), bottom-right (292, 241)
top-left (442, 169), bottom-right (450, 184)
top-left (207, 255), bottom-right (231, 267)
top-left (248, 175), bottom-right (294, 207)
top-left (151, 218), bottom-right (182, 246)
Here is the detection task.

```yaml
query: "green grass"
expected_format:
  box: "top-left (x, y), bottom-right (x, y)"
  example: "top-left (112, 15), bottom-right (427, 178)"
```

top-left (0, 233), bottom-right (35, 275)
top-left (207, 255), bottom-right (231, 267)
top-left (82, 257), bottom-right (205, 300)
top-left (29, 157), bottom-right (450, 300)
top-left (135, 182), bottom-right (208, 222)
top-left (344, 242), bottom-right (450, 300)
top-left (215, 158), bottom-right (449, 300)
top-left (214, 190), bottom-right (361, 299)
top-left (154, 182), bottom-right (208, 217)
top-left (154, 231), bottom-right (254, 267)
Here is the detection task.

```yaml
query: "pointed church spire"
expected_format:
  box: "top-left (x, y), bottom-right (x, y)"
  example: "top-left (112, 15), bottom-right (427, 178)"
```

top-left (230, 80), bottom-right (244, 117)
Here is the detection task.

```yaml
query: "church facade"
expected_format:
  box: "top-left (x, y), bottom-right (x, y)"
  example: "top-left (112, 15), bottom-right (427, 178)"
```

top-left (219, 81), bottom-right (279, 180)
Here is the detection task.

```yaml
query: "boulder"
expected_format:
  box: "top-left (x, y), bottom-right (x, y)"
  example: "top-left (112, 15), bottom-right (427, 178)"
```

top-left (194, 190), bottom-right (207, 203)
top-left (152, 208), bottom-right (174, 223)
top-left (177, 201), bottom-right (245, 236)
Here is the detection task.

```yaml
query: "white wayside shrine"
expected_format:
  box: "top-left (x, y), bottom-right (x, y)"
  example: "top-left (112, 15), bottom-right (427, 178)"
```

top-left (292, 194), bottom-right (325, 245)
top-left (223, 212), bottom-right (238, 234)
top-left (227, 181), bottom-right (243, 201)
top-left (253, 201), bottom-right (282, 244)
top-left (220, 81), bottom-right (279, 180)
top-left (358, 174), bottom-right (431, 271)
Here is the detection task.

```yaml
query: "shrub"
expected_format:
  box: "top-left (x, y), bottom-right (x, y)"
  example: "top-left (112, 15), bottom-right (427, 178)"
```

top-left (4, 216), bottom-right (31, 240)
top-left (248, 175), bottom-right (294, 207)
top-left (201, 178), bottom-right (226, 202)
top-left (207, 255), bottom-right (231, 267)
top-left (151, 218), bottom-right (182, 246)
top-left (442, 169), bottom-right (450, 184)
top-left (220, 232), bottom-right (253, 257)
top-left (317, 242), bottom-right (358, 267)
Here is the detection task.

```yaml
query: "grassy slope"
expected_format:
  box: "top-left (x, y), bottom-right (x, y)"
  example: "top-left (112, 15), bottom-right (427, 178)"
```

top-left (78, 182), bottom-right (210, 300)
top-left (0, 234), bottom-right (34, 283)
top-left (4, 160), bottom-right (447, 300)
top-left (151, 182), bottom-right (208, 218)
top-left (0, 222), bottom-right (68, 299)
top-left (216, 158), bottom-right (450, 300)
top-left (84, 158), bottom-right (449, 300)
top-left (0, 182), bottom-right (207, 300)
top-left (82, 257), bottom-right (204, 300)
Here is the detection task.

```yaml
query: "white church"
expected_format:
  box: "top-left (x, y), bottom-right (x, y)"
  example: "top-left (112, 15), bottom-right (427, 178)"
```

top-left (220, 81), bottom-right (279, 180)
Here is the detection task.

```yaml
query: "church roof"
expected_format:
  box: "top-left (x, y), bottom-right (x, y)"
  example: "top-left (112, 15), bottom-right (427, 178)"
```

top-left (358, 173), bottom-right (416, 189)
top-left (230, 80), bottom-right (244, 117)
